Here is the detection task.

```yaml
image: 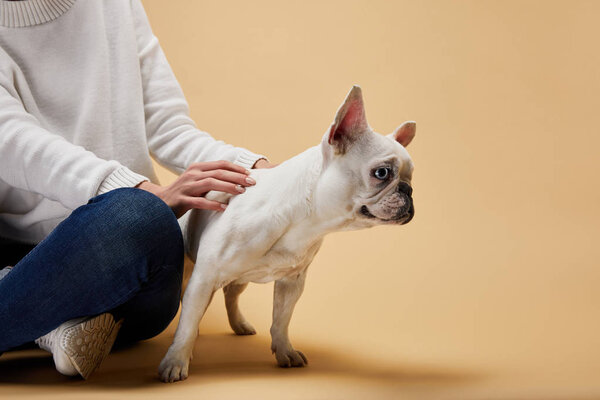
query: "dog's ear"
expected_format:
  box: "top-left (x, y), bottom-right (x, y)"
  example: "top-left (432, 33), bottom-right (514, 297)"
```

top-left (389, 121), bottom-right (416, 147)
top-left (327, 85), bottom-right (369, 153)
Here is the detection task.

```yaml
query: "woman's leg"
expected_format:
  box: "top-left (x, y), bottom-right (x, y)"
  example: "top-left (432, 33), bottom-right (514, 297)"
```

top-left (112, 257), bottom-right (183, 345)
top-left (0, 187), bottom-right (184, 352)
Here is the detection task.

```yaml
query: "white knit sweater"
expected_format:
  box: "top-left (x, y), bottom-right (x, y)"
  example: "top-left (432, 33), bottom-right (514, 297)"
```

top-left (0, 0), bottom-right (265, 244)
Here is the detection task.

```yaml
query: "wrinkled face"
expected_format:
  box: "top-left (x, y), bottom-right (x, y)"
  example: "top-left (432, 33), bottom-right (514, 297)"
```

top-left (356, 133), bottom-right (414, 225)
top-left (320, 86), bottom-right (416, 228)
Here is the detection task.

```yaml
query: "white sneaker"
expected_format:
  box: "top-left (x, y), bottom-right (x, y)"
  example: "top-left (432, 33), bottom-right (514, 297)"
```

top-left (0, 266), bottom-right (13, 280)
top-left (35, 313), bottom-right (123, 379)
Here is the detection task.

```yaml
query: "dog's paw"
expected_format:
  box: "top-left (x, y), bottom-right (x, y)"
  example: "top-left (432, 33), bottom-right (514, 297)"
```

top-left (271, 344), bottom-right (308, 368)
top-left (231, 319), bottom-right (257, 336)
top-left (158, 353), bottom-right (190, 383)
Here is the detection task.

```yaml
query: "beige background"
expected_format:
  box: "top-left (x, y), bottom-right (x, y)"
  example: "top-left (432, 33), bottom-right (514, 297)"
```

top-left (2, 1), bottom-right (600, 399)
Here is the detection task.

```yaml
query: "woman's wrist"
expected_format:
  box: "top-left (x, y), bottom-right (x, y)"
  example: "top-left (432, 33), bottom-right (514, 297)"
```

top-left (136, 180), bottom-right (163, 197)
top-left (252, 158), bottom-right (276, 169)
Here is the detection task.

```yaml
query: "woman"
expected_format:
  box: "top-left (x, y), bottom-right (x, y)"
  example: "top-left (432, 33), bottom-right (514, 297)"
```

top-left (0, 0), bottom-right (272, 378)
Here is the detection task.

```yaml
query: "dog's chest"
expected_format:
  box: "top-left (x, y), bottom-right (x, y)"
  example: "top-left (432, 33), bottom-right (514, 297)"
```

top-left (233, 236), bottom-right (323, 284)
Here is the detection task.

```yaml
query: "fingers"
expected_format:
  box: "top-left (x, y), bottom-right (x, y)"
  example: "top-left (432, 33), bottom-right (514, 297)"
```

top-left (188, 160), bottom-right (249, 175)
top-left (178, 160), bottom-right (259, 213)
top-left (197, 169), bottom-right (255, 187)
top-left (180, 177), bottom-right (250, 212)
top-left (183, 196), bottom-right (227, 212)
top-left (183, 161), bottom-right (255, 188)
top-left (191, 178), bottom-right (246, 197)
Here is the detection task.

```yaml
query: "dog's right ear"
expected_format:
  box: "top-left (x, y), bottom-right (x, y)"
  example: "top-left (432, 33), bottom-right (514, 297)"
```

top-left (326, 85), bottom-right (369, 154)
top-left (389, 121), bottom-right (416, 147)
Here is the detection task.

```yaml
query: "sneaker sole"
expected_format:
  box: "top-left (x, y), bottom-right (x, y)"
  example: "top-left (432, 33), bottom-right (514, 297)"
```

top-left (59, 313), bottom-right (123, 379)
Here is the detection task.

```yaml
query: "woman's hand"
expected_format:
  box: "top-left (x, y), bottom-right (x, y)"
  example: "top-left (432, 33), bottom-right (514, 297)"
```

top-left (137, 161), bottom-right (256, 218)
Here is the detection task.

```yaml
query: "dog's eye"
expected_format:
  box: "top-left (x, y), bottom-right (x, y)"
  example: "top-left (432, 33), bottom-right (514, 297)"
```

top-left (373, 167), bottom-right (391, 180)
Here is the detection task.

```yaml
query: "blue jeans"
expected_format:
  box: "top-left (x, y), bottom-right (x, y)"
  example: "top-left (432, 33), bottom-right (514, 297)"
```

top-left (0, 188), bottom-right (184, 352)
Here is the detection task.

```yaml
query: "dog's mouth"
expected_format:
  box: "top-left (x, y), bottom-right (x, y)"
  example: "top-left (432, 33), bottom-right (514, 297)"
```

top-left (360, 205), bottom-right (377, 218)
top-left (400, 202), bottom-right (415, 224)
top-left (359, 181), bottom-right (415, 225)
top-left (360, 200), bottom-right (414, 225)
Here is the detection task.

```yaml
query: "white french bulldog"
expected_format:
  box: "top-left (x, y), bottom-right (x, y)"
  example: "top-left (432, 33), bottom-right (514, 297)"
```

top-left (159, 85), bottom-right (416, 382)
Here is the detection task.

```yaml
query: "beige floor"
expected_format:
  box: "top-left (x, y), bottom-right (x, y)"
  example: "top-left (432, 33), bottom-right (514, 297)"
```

top-left (2, 291), bottom-right (600, 400)
top-left (2, 0), bottom-right (600, 399)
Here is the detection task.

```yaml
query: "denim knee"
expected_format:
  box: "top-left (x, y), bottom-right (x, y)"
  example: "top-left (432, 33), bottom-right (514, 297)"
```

top-left (92, 188), bottom-right (181, 248)
top-left (86, 187), bottom-right (184, 280)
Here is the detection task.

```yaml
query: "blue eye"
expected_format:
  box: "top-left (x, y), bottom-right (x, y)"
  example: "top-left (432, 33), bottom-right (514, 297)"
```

top-left (373, 167), bottom-right (391, 180)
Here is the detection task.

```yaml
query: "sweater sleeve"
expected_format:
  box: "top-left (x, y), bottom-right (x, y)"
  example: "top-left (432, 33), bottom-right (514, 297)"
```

top-left (0, 72), bottom-right (148, 210)
top-left (130, 0), bottom-right (266, 174)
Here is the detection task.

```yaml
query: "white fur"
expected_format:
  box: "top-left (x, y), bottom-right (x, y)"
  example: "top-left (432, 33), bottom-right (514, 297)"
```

top-left (158, 86), bottom-right (416, 382)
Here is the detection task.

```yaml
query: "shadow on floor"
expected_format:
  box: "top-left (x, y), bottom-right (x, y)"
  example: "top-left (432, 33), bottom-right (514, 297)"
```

top-left (0, 329), bottom-right (481, 390)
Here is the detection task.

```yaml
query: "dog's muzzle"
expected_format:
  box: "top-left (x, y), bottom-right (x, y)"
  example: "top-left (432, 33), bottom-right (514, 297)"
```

top-left (395, 182), bottom-right (414, 224)
top-left (360, 182), bottom-right (414, 224)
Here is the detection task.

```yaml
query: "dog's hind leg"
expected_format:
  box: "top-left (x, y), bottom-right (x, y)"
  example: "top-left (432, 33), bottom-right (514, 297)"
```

top-left (224, 282), bottom-right (257, 335)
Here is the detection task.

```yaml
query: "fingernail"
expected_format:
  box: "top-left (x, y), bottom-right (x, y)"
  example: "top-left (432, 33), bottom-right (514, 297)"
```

top-left (236, 184), bottom-right (245, 193)
top-left (246, 177), bottom-right (256, 185)
top-left (221, 204), bottom-right (227, 210)
top-left (245, 169), bottom-right (251, 175)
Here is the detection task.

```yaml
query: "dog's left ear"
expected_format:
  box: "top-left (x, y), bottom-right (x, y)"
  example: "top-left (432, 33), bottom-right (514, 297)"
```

top-left (327, 85), bottom-right (369, 153)
top-left (389, 121), bottom-right (416, 147)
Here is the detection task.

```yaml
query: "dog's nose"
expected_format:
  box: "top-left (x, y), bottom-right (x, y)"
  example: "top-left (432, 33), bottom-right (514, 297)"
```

top-left (397, 182), bottom-right (412, 197)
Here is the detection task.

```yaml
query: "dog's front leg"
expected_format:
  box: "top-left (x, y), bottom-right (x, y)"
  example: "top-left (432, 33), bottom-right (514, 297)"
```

top-left (159, 274), bottom-right (216, 382)
top-left (270, 268), bottom-right (308, 367)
